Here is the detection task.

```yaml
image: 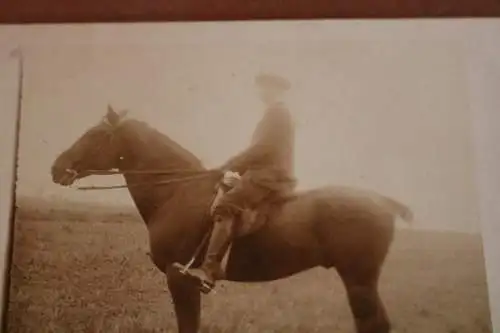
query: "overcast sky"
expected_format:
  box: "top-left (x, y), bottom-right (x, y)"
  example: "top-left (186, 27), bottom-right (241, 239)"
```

top-left (0, 22), bottom-right (482, 232)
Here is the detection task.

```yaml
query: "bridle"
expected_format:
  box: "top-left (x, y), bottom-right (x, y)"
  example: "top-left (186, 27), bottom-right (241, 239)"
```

top-left (64, 111), bottom-right (222, 191)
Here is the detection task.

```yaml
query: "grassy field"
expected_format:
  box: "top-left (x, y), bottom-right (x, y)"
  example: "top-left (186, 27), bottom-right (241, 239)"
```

top-left (6, 199), bottom-right (493, 333)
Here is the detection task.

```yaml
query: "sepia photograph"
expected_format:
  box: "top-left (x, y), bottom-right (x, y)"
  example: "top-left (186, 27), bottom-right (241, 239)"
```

top-left (1, 21), bottom-right (495, 333)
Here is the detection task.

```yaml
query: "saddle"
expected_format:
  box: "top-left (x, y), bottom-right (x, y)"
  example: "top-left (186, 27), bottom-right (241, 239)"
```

top-left (171, 178), bottom-right (288, 279)
top-left (209, 184), bottom-right (272, 237)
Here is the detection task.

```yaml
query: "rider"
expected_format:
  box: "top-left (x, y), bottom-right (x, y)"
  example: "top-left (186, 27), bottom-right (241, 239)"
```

top-left (185, 73), bottom-right (297, 292)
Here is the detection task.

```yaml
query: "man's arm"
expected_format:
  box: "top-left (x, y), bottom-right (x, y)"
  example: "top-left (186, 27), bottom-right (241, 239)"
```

top-left (220, 142), bottom-right (270, 174)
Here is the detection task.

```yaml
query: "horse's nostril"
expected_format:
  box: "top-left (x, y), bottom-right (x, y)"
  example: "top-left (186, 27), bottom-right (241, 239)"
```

top-left (65, 169), bottom-right (78, 176)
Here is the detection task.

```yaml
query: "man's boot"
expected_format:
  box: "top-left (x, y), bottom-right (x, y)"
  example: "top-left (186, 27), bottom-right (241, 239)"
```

top-left (185, 215), bottom-right (233, 293)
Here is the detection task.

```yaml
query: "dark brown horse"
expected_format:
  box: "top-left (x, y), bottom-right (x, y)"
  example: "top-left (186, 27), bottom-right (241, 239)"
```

top-left (51, 106), bottom-right (413, 333)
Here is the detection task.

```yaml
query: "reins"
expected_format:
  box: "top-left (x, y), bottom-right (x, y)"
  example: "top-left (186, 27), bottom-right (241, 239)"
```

top-left (83, 169), bottom-right (206, 176)
top-left (71, 168), bottom-right (221, 191)
top-left (74, 167), bottom-right (220, 267)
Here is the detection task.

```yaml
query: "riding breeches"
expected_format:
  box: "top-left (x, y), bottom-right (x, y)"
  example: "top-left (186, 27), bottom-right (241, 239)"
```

top-left (212, 169), bottom-right (295, 227)
top-left (213, 170), bottom-right (272, 216)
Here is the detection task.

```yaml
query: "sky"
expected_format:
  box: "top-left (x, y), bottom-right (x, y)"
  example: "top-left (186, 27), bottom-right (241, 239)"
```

top-left (0, 22), bottom-right (482, 233)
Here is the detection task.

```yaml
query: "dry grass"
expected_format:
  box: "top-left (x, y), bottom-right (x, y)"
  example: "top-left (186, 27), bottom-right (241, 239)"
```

top-left (6, 205), bottom-right (493, 333)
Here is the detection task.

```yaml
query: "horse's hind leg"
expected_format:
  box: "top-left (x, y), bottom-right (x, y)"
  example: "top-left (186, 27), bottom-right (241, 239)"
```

top-left (339, 270), bottom-right (391, 333)
top-left (166, 267), bottom-right (201, 333)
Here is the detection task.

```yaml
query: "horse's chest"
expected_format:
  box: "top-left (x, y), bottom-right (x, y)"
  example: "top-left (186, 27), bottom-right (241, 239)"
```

top-left (145, 204), bottom-right (209, 272)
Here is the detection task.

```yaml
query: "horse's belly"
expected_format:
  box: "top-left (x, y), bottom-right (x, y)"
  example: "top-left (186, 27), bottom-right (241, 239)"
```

top-left (225, 248), bottom-right (321, 282)
top-left (224, 203), bottom-right (324, 282)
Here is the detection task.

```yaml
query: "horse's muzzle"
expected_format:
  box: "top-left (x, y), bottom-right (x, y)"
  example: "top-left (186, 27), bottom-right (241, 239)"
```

top-left (51, 165), bottom-right (79, 186)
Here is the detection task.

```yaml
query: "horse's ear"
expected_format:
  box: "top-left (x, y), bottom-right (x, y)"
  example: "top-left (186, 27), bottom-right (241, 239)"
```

top-left (105, 105), bottom-right (120, 126)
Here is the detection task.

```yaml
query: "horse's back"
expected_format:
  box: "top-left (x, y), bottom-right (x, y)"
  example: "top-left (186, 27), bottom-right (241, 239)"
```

top-left (225, 185), bottom-right (409, 281)
top-left (266, 185), bottom-right (409, 228)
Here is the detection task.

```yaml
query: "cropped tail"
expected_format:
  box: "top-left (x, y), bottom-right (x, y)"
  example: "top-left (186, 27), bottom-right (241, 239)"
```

top-left (381, 196), bottom-right (414, 225)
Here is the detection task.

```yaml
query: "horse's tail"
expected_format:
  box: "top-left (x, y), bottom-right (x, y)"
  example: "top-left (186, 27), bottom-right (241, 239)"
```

top-left (381, 196), bottom-right (414, 225)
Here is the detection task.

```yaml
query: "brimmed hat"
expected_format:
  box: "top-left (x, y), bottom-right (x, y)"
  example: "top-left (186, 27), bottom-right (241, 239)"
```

top-left (255, 73), bottom-right (291, 91)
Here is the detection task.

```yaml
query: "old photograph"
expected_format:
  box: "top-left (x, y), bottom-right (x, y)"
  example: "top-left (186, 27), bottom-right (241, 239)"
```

top-left (2, 21), bottom-right (494, 333)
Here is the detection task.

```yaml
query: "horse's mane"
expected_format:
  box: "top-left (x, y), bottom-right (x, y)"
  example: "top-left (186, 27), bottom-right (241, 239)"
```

top-left (120, 118), bottom-right (205, 170)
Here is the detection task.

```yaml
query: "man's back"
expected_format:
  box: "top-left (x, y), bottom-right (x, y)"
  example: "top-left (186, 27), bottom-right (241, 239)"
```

top-left (249, 101), bottom-right (295, 178)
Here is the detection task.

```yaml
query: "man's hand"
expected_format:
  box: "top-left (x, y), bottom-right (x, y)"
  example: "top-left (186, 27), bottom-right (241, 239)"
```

top-left (222, 171), bottom-right (241, 188)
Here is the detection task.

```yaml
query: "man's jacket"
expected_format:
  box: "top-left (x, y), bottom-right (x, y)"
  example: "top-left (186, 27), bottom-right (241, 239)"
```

top-left (221, 102), bottom-right (296, 191)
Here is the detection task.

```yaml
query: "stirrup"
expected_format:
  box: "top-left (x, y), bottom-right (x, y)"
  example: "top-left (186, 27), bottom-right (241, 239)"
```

top-left (172, 262), bottom-right (215, 294)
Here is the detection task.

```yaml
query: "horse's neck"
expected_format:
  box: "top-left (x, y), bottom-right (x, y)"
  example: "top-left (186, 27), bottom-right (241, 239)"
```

top-left (117, 123), bottom-right (204, 223)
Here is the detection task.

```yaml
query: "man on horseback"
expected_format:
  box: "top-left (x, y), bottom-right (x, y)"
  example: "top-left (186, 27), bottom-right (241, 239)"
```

top-left (183, 73), bottom-right (297, 293)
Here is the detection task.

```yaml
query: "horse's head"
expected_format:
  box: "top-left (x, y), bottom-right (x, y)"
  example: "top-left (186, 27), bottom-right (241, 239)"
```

top-left (51, 105), bottom-right (128, 186)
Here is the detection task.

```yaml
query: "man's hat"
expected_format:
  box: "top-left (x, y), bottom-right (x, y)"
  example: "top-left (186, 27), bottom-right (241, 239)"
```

top-left (255, 73), bottom-right (291, 91)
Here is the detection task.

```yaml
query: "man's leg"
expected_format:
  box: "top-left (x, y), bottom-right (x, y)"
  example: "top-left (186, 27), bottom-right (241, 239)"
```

top-left (185, 214), bottom-right (234, 293)
top-left (184, 182), bottom-right (247, 293)
top-left (184, 172), bottom-right (272, 293)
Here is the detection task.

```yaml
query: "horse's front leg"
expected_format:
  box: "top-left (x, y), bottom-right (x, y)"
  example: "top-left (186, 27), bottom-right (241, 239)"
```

top-left (166, 267), bottom-right (201, 333)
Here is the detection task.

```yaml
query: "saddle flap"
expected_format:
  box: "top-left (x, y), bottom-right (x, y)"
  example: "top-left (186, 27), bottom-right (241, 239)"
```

top-left (209, 177), bottom-right (276, 236)
top-left (235, 207), bottom-right (268, 236)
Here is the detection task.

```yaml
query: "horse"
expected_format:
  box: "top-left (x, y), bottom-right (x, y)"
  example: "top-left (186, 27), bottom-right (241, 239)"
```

top-left (50, 106), bottom-right (413, 333)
